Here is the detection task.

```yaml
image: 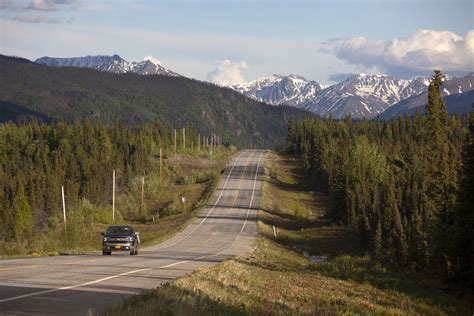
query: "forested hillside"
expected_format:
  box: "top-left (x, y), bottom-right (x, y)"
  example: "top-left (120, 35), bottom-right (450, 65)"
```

top-left (287, 71), bottom-right (474, 287)
top-left (0, 55), bottom-right (309, 148)
top-left (0, 120), bottom-right (174, 242)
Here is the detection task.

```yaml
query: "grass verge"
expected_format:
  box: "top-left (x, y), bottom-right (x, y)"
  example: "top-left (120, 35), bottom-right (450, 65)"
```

top-left (0, 147), bottom-right (233, 258)
top-left (105, 152), bottom-right (472, 315)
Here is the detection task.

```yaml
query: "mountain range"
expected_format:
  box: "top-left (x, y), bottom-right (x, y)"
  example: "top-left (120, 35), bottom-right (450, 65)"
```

top-left (27, 54), bottom-right (474, 119)
top-left (233, 73), bottom-right (474, 119)
top-left (379, 73), bottom-right (474, 119)
top-left (35, 54), bottom-right (180, 77)
top-left (0, 54), bottom-right (309, 148)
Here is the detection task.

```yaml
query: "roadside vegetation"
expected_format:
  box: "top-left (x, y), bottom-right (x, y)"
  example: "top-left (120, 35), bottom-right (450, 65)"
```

top-left (0, 120), bottom-right (234, 257)
top-left (106, 152), bottom-right (472, 315)
top-left (286, 72), bottom-right (474, 289)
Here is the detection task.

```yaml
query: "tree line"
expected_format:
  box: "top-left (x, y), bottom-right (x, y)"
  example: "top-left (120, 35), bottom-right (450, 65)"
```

top-left (286, 71), bottom-right (474, 287)
top-left (1, 54), bottom-right (309, 148)
top-left (0, 120), bottom-right (209, 242)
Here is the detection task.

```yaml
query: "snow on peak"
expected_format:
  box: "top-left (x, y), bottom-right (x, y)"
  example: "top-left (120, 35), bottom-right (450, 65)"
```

top-left (231, 74), bottom-right (323, 107)
top-left (35, 54), bottom-right (179, 76)
top-left (143, 56), bottom-right (162, 66)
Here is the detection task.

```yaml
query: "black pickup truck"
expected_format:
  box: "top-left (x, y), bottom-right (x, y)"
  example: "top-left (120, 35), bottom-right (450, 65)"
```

top-left (101, 225), bottom-right (140, 256)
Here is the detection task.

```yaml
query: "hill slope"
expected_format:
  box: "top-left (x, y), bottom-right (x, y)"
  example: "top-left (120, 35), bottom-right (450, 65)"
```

top-left (379, 89), bottom-right (474, 119)
top-left (0, 55), bottom-right (310, 148)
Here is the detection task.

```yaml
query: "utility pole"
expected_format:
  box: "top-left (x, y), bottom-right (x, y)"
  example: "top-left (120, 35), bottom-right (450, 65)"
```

top-left (141, 176), bottom-right (145, 213)
top-left (198, 133), bottom-right (200, 151)
top-left (61, 185), bottom-right (66, 228)
top-left (174, 129), bottom-right (177, 160)
top-left (112, 169), bottom-right (115, 222)
top-left (183, 127), bottom-right (186, 149)
top-left (159, 148), bottom-right (162, 180)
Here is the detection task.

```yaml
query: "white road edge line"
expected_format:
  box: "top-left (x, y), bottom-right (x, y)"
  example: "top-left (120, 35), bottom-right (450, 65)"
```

top-left (161, 152), bottom-right (263, 264)
top-left (0, 268), bottom-right (152, 303)
top-left (220, 152), bottom-right (263, 254)
top-left (0, 151), bottom-right (264, 304)
top-left (151, 151), bottom-right (245, 250)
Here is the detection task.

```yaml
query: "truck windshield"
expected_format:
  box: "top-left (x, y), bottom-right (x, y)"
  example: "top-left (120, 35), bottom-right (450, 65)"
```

top-left (106, 227), bottom-right (134, 235)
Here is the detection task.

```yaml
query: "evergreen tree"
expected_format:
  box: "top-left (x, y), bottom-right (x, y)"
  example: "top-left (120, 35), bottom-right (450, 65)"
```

top-left (373, 220), bottom-right (383, 261)
top-left (285, 99), bottom-right (468, 278)
top-left (13, 185), bottom-right (33, 240)
top-left (452, 105), bottom-right (474, 287)
top-left (424, 70), bottom-right (453, 223)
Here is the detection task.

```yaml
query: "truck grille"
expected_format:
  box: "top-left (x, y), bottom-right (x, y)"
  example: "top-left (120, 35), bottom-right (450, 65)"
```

top-left (110, 240), bottom-right (129, 244)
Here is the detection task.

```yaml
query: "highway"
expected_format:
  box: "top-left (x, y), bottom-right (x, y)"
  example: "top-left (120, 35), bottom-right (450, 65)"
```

top-left (0, 150), bottom-right (266, 315)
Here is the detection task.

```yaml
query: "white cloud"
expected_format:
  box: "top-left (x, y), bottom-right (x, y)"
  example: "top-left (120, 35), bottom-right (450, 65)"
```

top-left (0, 19), bottom-right (351, 83)
top-left (206, 59), bottom-right (248, 86)
top-left (335, 29), bottom-right (474, 78)
top-left (28, 0), bottom-right (79, 11)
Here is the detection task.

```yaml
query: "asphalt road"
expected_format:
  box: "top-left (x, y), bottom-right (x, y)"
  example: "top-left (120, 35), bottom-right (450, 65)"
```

top-left (0, 150), bottom-right (266, 315)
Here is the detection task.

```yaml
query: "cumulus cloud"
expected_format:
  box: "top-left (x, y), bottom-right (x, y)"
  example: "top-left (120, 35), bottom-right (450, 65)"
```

top-left (207, 59), bottom-right (248, 86)
top-left (28, 0), bottom-right (80, 11)
top-left (335, 29), bottom-right (474, 78)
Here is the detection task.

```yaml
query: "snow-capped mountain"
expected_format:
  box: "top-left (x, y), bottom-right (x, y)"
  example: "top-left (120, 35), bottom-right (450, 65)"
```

top-left (233, 73), bottom-right (431, 119)
top-left (302, 74), bottom-right (430, 119)
top-left (232, 74), bottom-right (323, 107)
top-left (379, 73), bottom-right (474, 119)
top-left (35, 54), bottom-right (180, 76)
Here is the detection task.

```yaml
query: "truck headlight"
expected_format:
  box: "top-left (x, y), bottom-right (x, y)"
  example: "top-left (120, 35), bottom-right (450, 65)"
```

top-left (129, 237), bottom-right (134, 242)
top-left (103, 237), bottom-right (108, 242)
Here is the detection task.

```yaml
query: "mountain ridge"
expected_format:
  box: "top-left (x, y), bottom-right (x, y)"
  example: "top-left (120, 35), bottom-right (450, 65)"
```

top-left (379, 73), bottom-right (474, 119)
top-left (35, 54), bottom-right (180, 77)
top-left (0, 54), bottom-right (311, 148)
top-left (233, 72), bottom-right (473, 119)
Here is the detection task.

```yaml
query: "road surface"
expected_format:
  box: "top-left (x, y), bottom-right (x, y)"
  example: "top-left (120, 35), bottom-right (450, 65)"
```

top-left (0, 150), bottom-right (266, 315)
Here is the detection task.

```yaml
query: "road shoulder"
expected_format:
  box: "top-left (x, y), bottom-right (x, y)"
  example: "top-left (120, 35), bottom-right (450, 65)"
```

top-left (104, 152), bottom-right (471, 315)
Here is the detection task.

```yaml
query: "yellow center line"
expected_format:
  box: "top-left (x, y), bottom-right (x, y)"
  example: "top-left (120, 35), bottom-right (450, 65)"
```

top-left (0, 265), bottom-right (44, 272)
top-left (188, 159), bottom-right (251, 250)
top-left (227, 160), bottom-right (250, 213)
top-left (65, 259), bottom-right (99, 265)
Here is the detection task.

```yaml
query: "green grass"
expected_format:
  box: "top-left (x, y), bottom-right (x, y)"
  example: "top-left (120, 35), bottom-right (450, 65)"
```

top-left (105, 152), bottom-right (473, 315)
top-left (0, 147), bottom-right (233, 258)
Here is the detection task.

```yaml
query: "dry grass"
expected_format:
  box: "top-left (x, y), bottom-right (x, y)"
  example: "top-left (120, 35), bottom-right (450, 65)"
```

top-left (105, 152), bottom-right (472, 315)
top-left (0, 148), bottom-right (233, 258)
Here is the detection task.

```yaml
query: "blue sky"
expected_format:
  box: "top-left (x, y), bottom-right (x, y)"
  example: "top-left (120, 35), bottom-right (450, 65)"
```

top-left (1, 0), bottom-right (473, 84)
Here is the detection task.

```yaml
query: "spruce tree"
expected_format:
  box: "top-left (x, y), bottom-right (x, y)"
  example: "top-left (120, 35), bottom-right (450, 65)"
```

top-left (453, 105), bottom-right (474, 286)
top-left (13, 185), bottom-right (33, 241)
top-left (424, 70), bottom-right (452, 222)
